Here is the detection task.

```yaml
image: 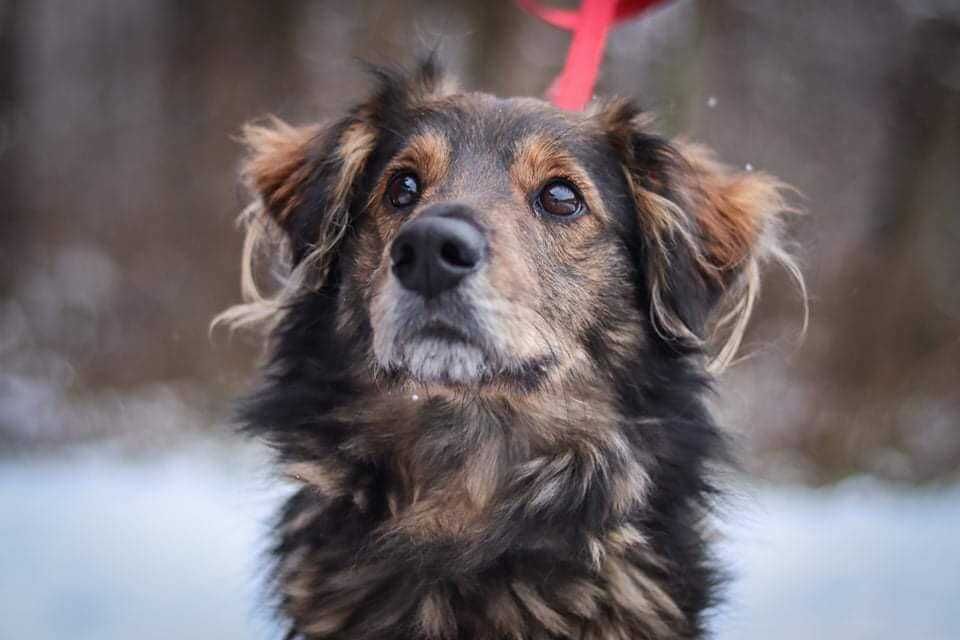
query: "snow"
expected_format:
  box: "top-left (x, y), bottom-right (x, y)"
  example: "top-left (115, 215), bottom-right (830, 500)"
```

top-left (1, 441), bottom-right (957, 639)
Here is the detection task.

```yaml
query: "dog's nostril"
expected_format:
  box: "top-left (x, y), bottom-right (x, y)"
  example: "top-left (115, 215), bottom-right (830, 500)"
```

top-left (390, 240), bottom-right (417, 282)
top-left (439, 240), bottom-right (476, 269)
top-left (394, 242), bottom-right (415, 269)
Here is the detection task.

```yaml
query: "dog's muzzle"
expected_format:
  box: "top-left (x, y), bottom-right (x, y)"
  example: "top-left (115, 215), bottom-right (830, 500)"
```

top-left (390, 204), bottom-right (487, 298)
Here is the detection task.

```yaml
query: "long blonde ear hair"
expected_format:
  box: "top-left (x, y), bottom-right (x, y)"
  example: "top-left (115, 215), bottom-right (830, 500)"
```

top-left (644, 142), bottom-right (807, 374)
top-left (213, 58), bottom-right (456, 338)
top-left (594, 99), bottom-right (806, 373)
top-left (211, 116), bottom-right (377, 336)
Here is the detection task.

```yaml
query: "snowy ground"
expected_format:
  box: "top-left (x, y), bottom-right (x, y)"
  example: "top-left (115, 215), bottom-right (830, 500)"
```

top-left (1, 440), bottom-right (958, 640)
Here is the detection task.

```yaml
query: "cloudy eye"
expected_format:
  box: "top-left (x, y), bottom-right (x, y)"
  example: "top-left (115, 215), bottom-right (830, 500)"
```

top-left (536, 179), bottom-right (584, 218)
top-left (386, 172), bottom-right (421, 210)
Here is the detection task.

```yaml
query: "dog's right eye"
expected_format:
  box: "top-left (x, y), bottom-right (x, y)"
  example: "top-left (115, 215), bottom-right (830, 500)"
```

top-left (535, 179), bottom-right (585, 219)
top-left (386, 172), bottom-right (421, 210)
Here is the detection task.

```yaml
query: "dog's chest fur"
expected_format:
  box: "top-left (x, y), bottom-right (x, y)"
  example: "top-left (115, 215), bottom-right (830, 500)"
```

top-left (262, 377), bottom-right (714, 640)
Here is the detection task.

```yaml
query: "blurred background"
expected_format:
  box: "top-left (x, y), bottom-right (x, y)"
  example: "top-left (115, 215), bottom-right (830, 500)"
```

top-left (1, 1), bottom-right (958, 638)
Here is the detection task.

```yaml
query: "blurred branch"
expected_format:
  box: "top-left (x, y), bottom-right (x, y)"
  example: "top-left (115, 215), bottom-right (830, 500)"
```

top-left (0, 0), bottom-right (22, 294)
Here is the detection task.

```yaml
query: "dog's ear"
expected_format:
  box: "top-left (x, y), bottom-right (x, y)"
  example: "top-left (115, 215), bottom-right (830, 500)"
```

top-left (215, 59), bottom-right (452, 332)
top-left (598, 100), bottom-right (800, 370)
top-left (241, 116), bottom-right (376, 267)
top-left (240, 56), bottom-right (452, 268)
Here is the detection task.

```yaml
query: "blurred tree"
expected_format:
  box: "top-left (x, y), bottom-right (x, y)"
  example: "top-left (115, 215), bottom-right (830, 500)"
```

top-left (0, 0), bottom-right (957, 482)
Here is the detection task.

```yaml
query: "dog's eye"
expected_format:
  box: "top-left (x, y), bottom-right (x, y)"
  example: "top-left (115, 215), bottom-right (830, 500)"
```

top-left (536, 179), bottom-right (584, 218)
top-left (386, 172), bottom-right (421, 209)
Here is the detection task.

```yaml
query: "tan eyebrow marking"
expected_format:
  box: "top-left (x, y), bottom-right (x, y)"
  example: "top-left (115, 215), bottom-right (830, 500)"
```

top-left (370, 130), bottom-right (452, 209)
top-left (510, 132), bottom-right (607, 220)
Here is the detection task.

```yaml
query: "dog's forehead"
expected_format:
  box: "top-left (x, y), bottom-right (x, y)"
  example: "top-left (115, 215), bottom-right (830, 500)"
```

top-left (416, 96), bottom-right (597, 168)
top-left (419, 94), bottom-right (574, 141)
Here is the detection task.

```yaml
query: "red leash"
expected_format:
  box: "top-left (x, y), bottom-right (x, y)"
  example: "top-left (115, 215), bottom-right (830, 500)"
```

top-left (516, 0), bottom-right (670, 111)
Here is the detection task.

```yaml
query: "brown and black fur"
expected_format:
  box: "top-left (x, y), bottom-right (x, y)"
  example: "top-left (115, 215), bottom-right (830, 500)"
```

top-left (218, 58), bottom-right (800, 640)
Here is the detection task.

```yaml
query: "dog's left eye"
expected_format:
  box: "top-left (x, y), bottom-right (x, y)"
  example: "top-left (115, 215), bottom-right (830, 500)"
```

top-left (536, 179), bottom-right (584, 218)
top-left (386, 172), bottom-right (421, 209)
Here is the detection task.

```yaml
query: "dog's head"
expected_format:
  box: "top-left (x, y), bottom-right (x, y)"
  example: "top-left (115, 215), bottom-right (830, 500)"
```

top-left (221, 60), bottom-right (799, 394)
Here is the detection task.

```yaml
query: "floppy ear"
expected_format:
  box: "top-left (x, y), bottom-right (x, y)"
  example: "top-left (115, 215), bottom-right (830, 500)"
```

top-left (241, 116), bottom-right (376, 267)
top-left (600, 101), bottom-right (801, 370)
top-left (215, 57), bottom-right (452, 332)
top-left (240, 55), bottom-right (451, 269)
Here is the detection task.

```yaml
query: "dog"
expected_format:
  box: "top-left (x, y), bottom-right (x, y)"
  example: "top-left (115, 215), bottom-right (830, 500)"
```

top-left (217, 58), bottom-right (802, 640)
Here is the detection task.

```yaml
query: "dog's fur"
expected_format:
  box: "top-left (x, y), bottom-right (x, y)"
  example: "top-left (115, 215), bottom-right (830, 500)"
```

top-left (217, 59), bottom-right (802, 640)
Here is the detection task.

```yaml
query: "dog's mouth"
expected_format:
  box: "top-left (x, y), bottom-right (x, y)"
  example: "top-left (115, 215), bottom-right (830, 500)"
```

top-left (375, 304), bottom-right (556, 390)
top-left (416, 322), bottom-right (477, 348)
top-left (369, 268), bottom-right (562, 391)
top-left (388, 314), bottom-right (494, 386)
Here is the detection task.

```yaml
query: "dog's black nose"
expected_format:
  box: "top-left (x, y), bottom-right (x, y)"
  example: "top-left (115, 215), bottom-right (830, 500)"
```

top-left (391, 207), bottom-right (487, 298)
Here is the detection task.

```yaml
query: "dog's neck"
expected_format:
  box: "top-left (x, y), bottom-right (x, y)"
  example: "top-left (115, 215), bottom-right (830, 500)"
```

top-left (283, 374), bottom-right (645, 535)
top-left (259, 313), bottom-right (714, 638)
top-left (272, 376), bottom-right (701, 639)
top-left (369, 384), bottom-right (645, 541)
top-left (256, 332), bottom-right (714, 639)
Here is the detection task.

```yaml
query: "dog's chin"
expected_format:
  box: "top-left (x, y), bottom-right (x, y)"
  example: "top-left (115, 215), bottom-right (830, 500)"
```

top-left (398, 337), bottom-right (490, 386)
top-left (379, 337), bottom-right (557, 393)
top-left (370, 287), bottom-right (559, 391)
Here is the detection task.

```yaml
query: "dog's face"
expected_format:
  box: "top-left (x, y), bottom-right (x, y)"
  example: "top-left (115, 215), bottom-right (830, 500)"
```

top-left (359, 97), bottom-right (644, 388)
top-left (233, 61), bottom-right (788, 394)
